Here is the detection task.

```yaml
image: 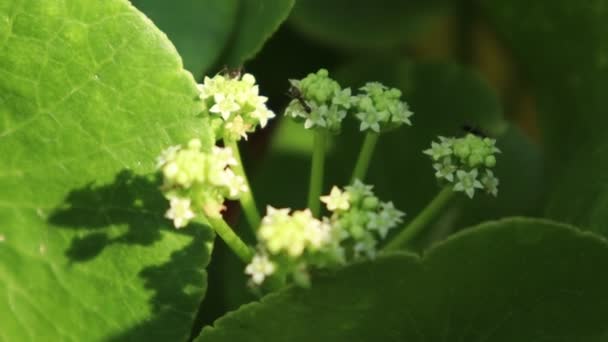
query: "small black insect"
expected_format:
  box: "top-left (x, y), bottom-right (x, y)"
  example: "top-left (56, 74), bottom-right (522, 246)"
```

top-left (219, 65), bottom-right (243, 79)
top-left (462, 124), bottom-right (488, 138)
top-left (287, 84), bottom-right (312, 113)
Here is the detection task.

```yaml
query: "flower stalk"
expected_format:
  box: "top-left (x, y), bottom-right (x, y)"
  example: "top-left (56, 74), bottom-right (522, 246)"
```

top-left (205, 215), bottom-right (253, 263)
top-left (225, 139), bottom-right (261, 231)
top-left (351, 131), bottom-right (379, 182)
top-left (383, 186), bottom-right (454, 251)
top-left (308, 129), bottom-right (327, 217)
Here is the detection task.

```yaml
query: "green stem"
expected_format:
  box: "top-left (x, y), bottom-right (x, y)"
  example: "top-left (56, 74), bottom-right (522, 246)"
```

top-left (383, 186), bottom-right (454, 252)
top-left (351, 131), bottom-right (379, 183)
top-left (205, 215), bottom-right (253, 263)
top-left (225, 139), bottom-right (261, 231)
top-left (307, 129), bottom-right (327, 217)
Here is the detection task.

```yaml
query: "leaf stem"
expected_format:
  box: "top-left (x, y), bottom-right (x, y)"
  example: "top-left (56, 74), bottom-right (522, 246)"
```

top-left (308, 129), bottom-right (327, 217)
top-left (383, 186), bottom-right (454, 252)
top-left (225, 139), bottom-right (261, 231)
top-left (351, 131), bottom-right (379, 183)
top-left (204, 215), bottom-right (253, 263)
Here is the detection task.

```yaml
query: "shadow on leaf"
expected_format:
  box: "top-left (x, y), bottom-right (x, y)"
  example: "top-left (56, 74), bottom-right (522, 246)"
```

top-left (49, 169), bottom-right (214, 341)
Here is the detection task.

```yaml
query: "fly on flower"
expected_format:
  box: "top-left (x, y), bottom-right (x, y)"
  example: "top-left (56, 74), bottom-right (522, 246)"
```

top-left (219, 65), bottom-right (244, 79)
top-left (287, 81), bottom-right (312, 113)
top-left (462, 123), bottom-right (488, 138)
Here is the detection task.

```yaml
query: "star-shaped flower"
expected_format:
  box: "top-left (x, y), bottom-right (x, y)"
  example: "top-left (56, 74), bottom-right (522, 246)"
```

top-left (245, 254), bottom-right (276, 285)
top-left (321, 186), bottom-right (351, 212)
top-left (433, 157), bottom-right (457, 182)
top-left (481, 170), bottom-right (499, 197)
top-left (210, 93), bottom-right (240, 120)
top-left (165, 196), bottom-right (196, 228)
top-left (453, 169), bottom-right (483, 199)
top-left (356, 110), bottom-right (381, 132)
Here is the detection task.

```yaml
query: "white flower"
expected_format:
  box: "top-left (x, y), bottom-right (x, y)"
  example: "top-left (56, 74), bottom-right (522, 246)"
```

top-left (165, 197), bottom-right (196, 228)
top-left (356, 111), bottom-right (381, 132)
top-left (320, 186), bottom-right (350, 212)
top-left (424, 140), bottom-right (453, 161)
top-left (481, 170), bottom-right (499, 197)
top-left (251, 107), bottom-right (275, 128)
top-left (390, 102), bottom-right (413, 125)
top-left (225, 115), bottom-right (250, 140)
top-left (211, 146), bottom-right (238, 167)
top-left (210, 93), bottom-right (240, 120)
top-left (245, 254), bottom-right (276, 285)
top-left (222, 168), bottom-right (248, 198)
top-left (433, 157), bottom-right (457, 182)
top-left (304, 106), bottom-right (327, 129)
top-left (156, 145), bottom-right (180, 169)
top-left (453, 169), bottom-right (483, 199)
top-left (258, 207), bottom-right (328, 257)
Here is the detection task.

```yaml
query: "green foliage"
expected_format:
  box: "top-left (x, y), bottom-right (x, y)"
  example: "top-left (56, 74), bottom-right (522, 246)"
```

top-left (482, 1), bottom-right (608, 239)
top-left (198, 218), bottom-right (608, 341)
top-left (132, 0), bottom-right (294, 75)
top-left (2, 0), bottom-right (608, 340)
top-left (0, 0), bottom-right (215, 340)
top-left (131, 0), bottom-right (238, 76)
top-left (289, 0), bottom-right (447, 48)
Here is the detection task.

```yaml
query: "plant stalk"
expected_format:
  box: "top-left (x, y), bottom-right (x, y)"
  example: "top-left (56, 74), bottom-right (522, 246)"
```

top-left (351, 131), bottom-right (379, 183)
top-left (225, 139), bottom-right (261, 231)
top-left (204, 215), bottom-right (253, 263)
top-left (383, 186), bottom-right (454, 252)
top-left (307, 129), bottom-right (327, 217)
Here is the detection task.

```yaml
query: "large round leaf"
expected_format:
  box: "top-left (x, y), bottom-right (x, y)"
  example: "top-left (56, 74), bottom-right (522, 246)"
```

top-left (0, 0), bottom-right (213, 340)
top-left (132, 0), bottom-right (295, 76)
top-left (482, 1), bottom-right (608, 238)
top-left (198, 218), bottom-right (608, 341)
top-left (131, 0), bottom-right (238, 76)
top-left (289, 0), bottom-right (447, 49)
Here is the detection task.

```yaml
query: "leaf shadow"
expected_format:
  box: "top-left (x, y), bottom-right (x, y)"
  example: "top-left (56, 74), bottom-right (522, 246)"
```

top-left (49, 169), bottom-right (214, 341)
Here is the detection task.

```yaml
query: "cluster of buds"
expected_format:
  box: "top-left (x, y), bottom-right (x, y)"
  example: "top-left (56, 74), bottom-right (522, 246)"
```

top-left (424, 133), bottom-right (500, 198)
top-left (198, 72), bottom-right (275, 141)
top-left (245, 207), bottom-right (343, 287)
top-left (284, 69), bottom-right (354, 132)
top-left (284, 69), bottom-right (414, 134)
top-left (322, 181), bottom-right (405, 258)
top-left (245, 181), bottom-right (404, 287)
top-left (157, 139), bottom-right (248, 227)
top-left (354, 82), bottom-right (413, 132)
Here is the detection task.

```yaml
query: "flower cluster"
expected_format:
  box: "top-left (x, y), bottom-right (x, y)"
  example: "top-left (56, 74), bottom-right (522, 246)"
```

top-left (284, 69), bottom-right (354, 132)
top-left (245, 181), bottom-right (404, 287)
top-left (157, 139), bottom-right (248, 227)
top-left (322, 181), bottom-right (405, 258)
top-left (198, 72), bottom-right (275, 141)
top-left (353, 82), bottom-right (413, 133)
top-left (424, 133), bottom-right (500, 198)
top-left (284, 69), bottom-right (414, 134)
top-left (246, 207), bottom-right (343, 287)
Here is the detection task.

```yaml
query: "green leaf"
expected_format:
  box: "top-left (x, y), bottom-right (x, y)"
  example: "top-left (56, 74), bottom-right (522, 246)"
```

top-left (131, 0), bottom-right (239, 76)
top-left (0, 0), bottom-right (213, 340)
top-left (198, 218), bottom-right (608, 341)
top-left (481, 2), bottom-right (608, 236)
top-left (132, 0), bottom-right (294, 76)
top-left (289, 0), bottom-right (447, 49)
top-left (223, 0), bottom-right (295, 67)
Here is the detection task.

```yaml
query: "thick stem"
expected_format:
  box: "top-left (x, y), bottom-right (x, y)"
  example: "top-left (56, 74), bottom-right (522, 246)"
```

top-left (383, 186), bottom-right (454, 252)
top-left (351, 131), bottom-right (379, 183)
top-left (225, 139), bottom-right (261, 231)
top-left (205, 215), bottom-right (253, 263)
top-left (307, 129), bottom-right (327, 217)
